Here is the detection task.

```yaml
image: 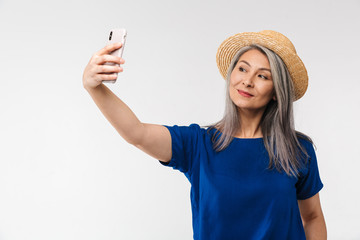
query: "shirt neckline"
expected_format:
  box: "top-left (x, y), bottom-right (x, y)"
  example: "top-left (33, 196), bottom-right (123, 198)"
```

top-left (207, 127), bottom-right (264, 141)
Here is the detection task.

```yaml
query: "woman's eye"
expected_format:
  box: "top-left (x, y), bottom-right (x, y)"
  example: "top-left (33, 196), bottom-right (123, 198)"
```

top-left (239, 67), bottom-right (246, 72)
top-left (258, 74), bottom-right (268, 80)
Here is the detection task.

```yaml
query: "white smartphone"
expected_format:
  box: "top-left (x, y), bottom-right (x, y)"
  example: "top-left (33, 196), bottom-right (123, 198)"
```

top-left (103, 28), bottom-right (127, 83)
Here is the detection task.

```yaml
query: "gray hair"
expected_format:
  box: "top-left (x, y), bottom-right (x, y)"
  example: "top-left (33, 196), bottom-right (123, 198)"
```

top-left (208, 44), bottom-right (312, 178)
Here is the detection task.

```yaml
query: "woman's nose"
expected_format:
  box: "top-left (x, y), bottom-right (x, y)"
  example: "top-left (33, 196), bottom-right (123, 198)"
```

top-left (242, 75), bottom-right (254, 87)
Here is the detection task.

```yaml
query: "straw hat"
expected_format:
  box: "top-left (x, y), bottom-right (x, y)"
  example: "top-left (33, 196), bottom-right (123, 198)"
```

top-left (216, 30), bottom-right (308, 101)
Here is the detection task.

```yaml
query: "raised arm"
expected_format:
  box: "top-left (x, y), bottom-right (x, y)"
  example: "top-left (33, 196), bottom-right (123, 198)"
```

top-left (82, 43), bottom-right (171, 163)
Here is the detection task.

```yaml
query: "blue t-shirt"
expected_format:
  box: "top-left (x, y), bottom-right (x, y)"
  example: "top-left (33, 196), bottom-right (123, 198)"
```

top-left (159, 123), bottom-right (323, 240)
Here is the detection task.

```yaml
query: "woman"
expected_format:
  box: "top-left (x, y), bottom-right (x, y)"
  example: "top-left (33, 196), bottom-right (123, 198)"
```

top-left (82, 30), bottom-right (326, 239)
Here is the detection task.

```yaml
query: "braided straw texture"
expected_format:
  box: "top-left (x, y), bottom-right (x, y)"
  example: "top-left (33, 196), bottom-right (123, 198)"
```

top-left (216, 30), bottom-right (308, 101)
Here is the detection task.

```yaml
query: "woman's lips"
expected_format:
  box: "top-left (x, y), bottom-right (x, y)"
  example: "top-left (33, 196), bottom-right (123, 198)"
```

top-left (238, 90), bottom-right (254, 98)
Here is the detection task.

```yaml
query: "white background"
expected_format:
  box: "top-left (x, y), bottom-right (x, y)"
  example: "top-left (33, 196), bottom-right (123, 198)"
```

top-left (0, 0), bottom-right (359, 239)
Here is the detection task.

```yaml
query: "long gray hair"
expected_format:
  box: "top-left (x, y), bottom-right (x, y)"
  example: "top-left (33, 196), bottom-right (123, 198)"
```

top-left (208, 44), bottom-right (312, 178)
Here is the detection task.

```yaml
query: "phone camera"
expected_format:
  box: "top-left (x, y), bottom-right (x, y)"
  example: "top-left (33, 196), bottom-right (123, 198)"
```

top-left (109, 31), bottom-right (113, 40)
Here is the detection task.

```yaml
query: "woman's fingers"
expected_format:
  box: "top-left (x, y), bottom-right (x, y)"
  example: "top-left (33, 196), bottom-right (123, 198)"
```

top-left (95, 65), bottom-right (123, 74)
top-left (94, 54), bottom-right (125, 65)
top-left (95, 72), bottom-right (119, 82)
top-left (97, 42), bottom-right (122, 56)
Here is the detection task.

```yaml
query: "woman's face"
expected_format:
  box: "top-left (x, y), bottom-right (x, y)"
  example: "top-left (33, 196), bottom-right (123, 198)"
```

top-left (229, 49), bottom-right (275, 113)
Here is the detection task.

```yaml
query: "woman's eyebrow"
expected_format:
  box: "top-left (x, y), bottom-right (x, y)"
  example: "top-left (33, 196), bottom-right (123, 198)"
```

top-left (239, 60), bottom-right (271, 72)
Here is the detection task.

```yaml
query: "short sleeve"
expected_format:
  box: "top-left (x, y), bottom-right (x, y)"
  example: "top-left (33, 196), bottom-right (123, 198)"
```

top-left (296, 140), bottom-right (324, 200)
top-left (158, 124), bottom-right (201, 178)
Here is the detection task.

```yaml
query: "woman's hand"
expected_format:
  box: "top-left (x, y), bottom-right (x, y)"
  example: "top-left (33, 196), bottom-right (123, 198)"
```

top-left (82, 42), bottom-right (125, 90)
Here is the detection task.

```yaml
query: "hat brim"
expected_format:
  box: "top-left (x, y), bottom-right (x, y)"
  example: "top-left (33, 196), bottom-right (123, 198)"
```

top-left (216, 32), bottom-right (308, 101)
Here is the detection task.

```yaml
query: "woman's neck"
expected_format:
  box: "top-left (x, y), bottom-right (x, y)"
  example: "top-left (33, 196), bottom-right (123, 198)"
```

top-left (234, 108), bottom-right (265, 138)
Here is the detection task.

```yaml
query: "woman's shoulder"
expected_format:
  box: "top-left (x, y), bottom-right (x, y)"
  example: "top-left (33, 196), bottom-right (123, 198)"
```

top-left (164, 123), bottom-right (210, 138)
top-left (181, 123), bottom-right (218, 141)
top-left (295, 132), bottom-right (317, 167)
top-left (296, 132), bottom-right (314, 148)
top-left (176, 123), bottom-right (214, 132)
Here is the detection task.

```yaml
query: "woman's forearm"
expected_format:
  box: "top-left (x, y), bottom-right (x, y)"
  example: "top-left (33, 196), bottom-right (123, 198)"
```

top-left (303, 215), bottom-right (327, 240)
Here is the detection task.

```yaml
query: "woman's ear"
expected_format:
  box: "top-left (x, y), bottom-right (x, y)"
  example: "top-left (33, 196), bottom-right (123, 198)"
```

top-left (272, 95), bottom-right (277, 101)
